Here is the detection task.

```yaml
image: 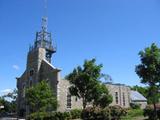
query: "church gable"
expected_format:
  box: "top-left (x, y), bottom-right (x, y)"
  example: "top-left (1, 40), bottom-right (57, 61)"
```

top-left (38, 59), bottom-right (61, 92)
top-left (39, 59), bottom-right (61, 77)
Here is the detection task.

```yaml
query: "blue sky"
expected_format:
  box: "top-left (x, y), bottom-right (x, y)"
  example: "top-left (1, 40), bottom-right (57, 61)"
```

top-left (1, 0), bottom-right (160, 92)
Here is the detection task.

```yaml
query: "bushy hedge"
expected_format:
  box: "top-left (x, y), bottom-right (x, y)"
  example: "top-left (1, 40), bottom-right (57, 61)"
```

top-left (70, 109), bottom-right (82, 119)
top-left (27, 109), bottom-right (82, 120)
top-left (81, 106), bottom-right (110, 120)
top-left (81, 105), bottom-right (127, 120)
top-left (143, 106), bottom-right (160, 120)
top-left (130, 103), bottom-right (141, 109)
top-left (26, 112), bottom-right (71, 120)
top-left (27, 106), bottom-right (127, 120)
top-left (109, 105), bottom-right (127, 120)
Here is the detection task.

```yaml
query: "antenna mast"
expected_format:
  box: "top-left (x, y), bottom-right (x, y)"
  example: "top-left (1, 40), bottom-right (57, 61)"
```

top-left (42, 0), bottom-right (48, 36)
top-left (44, 0), bottom-right (47, 17)
top-left (33, 0), bottom-right (56, 61)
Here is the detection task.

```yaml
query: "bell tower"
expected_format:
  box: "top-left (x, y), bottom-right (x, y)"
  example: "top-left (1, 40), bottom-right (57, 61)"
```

top-left (26, 16), bottom-right (56, 84)
top-left (34, 0), bottom-right (56, 63)
top-left (34, 16), bottom-right (56, 63)
top-left (25, 0), bottom-right (57, 85)
top-left (17, 0), bottom-right (61, 117)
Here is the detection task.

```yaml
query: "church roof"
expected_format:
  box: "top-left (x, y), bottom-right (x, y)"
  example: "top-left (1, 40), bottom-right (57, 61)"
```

top-left (42, 59), bottom-right (61, 71)
top-left (43, 59), bottom-right (56, 69)
top-left (130, 90), bottom-right (147, 101)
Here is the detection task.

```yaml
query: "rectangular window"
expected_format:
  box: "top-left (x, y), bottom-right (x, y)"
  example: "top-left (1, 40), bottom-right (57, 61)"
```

top-left (29, 69), bottom-right (34, 76)
top-left (75, 97), bottom-right (78, 102)
top-left (22, 84), bottom-right (25, 98)
top-left (115, 92), bottom-right (118, 104)
top-left (67, 93), bottom-right (72, 109)
top-left (30, 80), bottom-right (32, 86)
top-left (123, 92), bottom-right (125, 106)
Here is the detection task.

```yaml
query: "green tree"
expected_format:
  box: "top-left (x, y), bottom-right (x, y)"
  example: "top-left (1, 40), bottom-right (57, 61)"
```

top-left (131, 85), bottom-right (155, 104)
top-left (0, 97), bottom-right (12, 114)
top-left (3, 89), bottom-right (17, 101)
top-left (0, 89), bottom-right (17, 114)
top-left (92, 84), bottom-right (112, 108)
top-left (131, 85), bottom-right (148, 98)
top-left (25, 80), bottom-right (57, 113)
top-left (66, 58), bottom-right (112, 109)
top-left (2, 89), bottom-right (17, 113)
top-left (136, 43), bottom-right (160, 120)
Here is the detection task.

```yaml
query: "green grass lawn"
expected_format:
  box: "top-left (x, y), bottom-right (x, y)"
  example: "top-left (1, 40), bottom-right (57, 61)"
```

top-left (121, 116), bottom-right (147, 120)
top-left (121, 109), bottom-right (147, 120)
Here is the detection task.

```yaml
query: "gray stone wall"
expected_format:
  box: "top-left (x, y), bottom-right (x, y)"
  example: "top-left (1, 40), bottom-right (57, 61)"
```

top-left (17, 47), bottom-right (50, 116)
top-left (39, 60), bottom-right (60, 93)
top-left (57, 79), bottom-right (83, 112)
top-left (17, 71), bottom-right (27, 116)
top-left (57, 81), bottom-right (131, 111)
top-left (17, 46), bottom-right (133, 117)
top-left (106, 83), bottom-right (130, 108)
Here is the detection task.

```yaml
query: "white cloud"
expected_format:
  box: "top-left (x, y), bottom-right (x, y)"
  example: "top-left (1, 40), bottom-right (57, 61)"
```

top-left (12, 65), bottom-right (20, 70)
top-left (0, 89), bottom-right (13, 101)
top-left (0, 89), bottom-right (13, 96)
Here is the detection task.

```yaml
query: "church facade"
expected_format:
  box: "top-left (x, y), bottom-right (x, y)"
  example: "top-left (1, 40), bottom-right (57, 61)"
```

top-left (16, 17), bottom-right (146, 117)
top-left (16, 17), bottom-right (83, 117)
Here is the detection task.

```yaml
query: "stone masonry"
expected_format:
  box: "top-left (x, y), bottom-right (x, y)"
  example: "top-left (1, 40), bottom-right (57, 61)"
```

top-left (17, 17), bottom-right (147, 118)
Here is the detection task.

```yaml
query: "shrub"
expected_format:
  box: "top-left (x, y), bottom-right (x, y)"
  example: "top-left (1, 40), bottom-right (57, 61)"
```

top-left (81, 107), bottom-right (94, 120)
top-left (26, 112), bottom-right (49, 120)
top-left (54, 112), bottom-right (69, 120)
top-left (143, 105), bottom-right (160, 119)
top-left (109, 105), bottom-right (127, 120)
top-left (26, 111), bottom-right (70, 120)
top-left (81, 106), bottom-right (126, 120)
top-left (70, 109), bottom-right (82, 119)
top-left (27, 106), bottom-right (127, 120)
top-left (82, 106), bottom-right (127, 120)
top-left (63, 112), bottom-right (71, 120)
top-left (143, 106), bottom-right (156, 120)
top-left (157, 109), bottom-right (160, 119)
top-left (130, 103), bottom-right (141, 109)
top-left (81, 106), bottom-right (110, 120)
top-left (143, 106), bottom-right (160, 120)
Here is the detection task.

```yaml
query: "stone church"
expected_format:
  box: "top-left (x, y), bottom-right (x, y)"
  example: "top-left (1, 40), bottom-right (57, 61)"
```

top-left (16, 17), bottom-right (147, 117)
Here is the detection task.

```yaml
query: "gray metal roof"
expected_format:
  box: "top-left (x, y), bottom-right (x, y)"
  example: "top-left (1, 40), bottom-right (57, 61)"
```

top-left (105, 82), bottom-right (127, 87)
top-left (130, 90), bottom-right (147, 101)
